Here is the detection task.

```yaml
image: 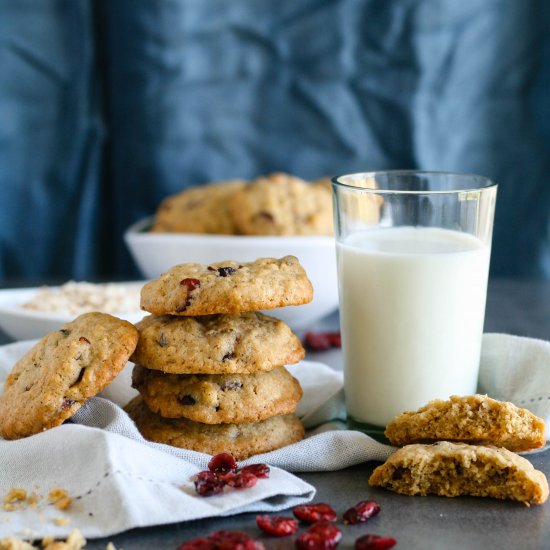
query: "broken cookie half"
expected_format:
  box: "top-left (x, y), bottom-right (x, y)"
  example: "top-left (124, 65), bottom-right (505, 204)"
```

top-left (384, 394), bottom-right (546, 452)
top-left (369, 441), bottom-right (549, 505)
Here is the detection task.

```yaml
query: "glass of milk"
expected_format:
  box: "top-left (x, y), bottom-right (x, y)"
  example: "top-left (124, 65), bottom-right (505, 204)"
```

top-left (332, 171), bottom-right (497, 434)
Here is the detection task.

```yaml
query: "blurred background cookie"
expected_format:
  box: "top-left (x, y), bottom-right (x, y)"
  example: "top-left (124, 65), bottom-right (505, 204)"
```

top-left (151, 180), bottom-right (245, 234)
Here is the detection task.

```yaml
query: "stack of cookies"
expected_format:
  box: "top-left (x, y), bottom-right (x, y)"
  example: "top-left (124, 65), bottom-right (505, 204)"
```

top-left (125, 256), bottom-right (313, 460)
top-left (369, 395), bottom-right (549, 505)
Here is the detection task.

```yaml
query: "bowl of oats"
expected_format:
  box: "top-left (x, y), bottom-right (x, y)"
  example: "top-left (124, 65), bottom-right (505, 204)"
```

top-left (0, 281), bottom-right (145, 340)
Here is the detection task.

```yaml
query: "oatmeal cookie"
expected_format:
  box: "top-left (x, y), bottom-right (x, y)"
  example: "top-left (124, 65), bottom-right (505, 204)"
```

top-left (140, 255), bottom-right (313, 316)
top-left (125, 396), bottom-right (305, 460)
top-left (131, 312), bottom-right (304, 374)
top-left (132, 365), bottom-right (303, 423)
top-left (369, 441), bottom-right (549, 505)
top-left (385, 394), bottom-right (546, 452)
top-left (152, 180), bottom-right (245, 234)
top-left (0, 313), bottom-right (138, 439)
top-left (228, 172), bottom-right (333, 236)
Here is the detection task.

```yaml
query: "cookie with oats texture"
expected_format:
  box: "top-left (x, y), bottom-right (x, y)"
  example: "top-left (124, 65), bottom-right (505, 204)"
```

top-left (0, 312), bottom-right (138, 440)
top-left (140, 255), bottom-right (313, 316)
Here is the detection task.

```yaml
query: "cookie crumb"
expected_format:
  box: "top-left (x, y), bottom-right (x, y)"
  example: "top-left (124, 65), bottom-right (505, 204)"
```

top-left (3, 489), bottom-right (27, 512)
top-left (0, 537), bottom-right (35, 549)
top-left (53, 517), bottom-right (70, 527)
top-left (47, 490), bottom-right (72, 511)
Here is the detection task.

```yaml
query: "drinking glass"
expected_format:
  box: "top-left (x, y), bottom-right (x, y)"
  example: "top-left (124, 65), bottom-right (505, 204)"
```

top-left (331, 171), bottom-right (497, 434)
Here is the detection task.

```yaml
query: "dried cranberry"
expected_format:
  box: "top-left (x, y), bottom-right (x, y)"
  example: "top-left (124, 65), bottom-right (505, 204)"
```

top-left (208, 266), bottom-right (237, 277)
top-left (256, 515), bottom-right (299, 536)
top-left (178, 530), bottom-right (265, 550)
top-left (303, 331), bottom-right (342, 352)
top-left (180, 277), bottom-right (201, 291)
top-left (177, 278), bottom-right (201, 312)
top-left (231, 472), bottom-right (258, 489)
top-left (217, 266), bottom-right (236, 277)
top-left (194, 471), bottom-right (226, 496)
top-left (296, 522), bottom-right (342, 549)
top-left (355, 534), bottom-right (396, 550)
top-left (208, 452), bottom-right (238, 473)
top-left (61, 399), bottom-right (76, 411)
top-left (178, 394), bottom-right (196, 406)
top-left (195, 470), bottom-right (219, 482)
top-left (343, 500), bottom-right (380, 525)
top-left (327, 333), bottom-right (341, 347)
top-left (293, 503), bottom-right (337, 524)
top-left (241, 463), bottom-right (270, 479)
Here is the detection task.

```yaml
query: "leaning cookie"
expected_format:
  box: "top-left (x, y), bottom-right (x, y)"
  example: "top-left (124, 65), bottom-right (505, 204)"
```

top-left (140, 255), bottom-right (313, 316)
top-left (369, 441), bottom-right (549, 505)
top-left (131, 312), bottom-right (304, 374)
top-left (0, 313), bottom-right (138, 440)
top-left (125, 396), bottom-right (305, 460)
top-left (385, 394), bottom-right (546, 452)
top-left (132, 365), bottom-right (303, 423)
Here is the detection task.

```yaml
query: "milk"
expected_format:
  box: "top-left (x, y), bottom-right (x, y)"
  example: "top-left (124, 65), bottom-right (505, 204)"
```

top-left (337, 226), bottom-right (491, 427)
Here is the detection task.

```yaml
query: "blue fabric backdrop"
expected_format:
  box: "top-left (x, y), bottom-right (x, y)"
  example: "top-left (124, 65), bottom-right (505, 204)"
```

top-left (1, 0), bottom-right (549, 281)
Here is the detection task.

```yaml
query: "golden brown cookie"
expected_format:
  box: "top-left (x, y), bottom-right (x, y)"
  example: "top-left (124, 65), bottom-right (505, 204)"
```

top-left (152, 180), bottom-right (245, 234)
top-left (0, 313), bottom-right (138, 440)
top-left (385, 394), bottom-right (546, 452)
top-left (125, 396), bottom-right (305, 460)
top-left (131, 312), bottom-right (304, 374)
top-left (369, 441), bottom-right (549, 505)
top-left (140, 255), bottom-right (313, 316)
top-left (131, 365), bottom-right (303, 423)
top-left (228, 172), bottom-right (333, 236)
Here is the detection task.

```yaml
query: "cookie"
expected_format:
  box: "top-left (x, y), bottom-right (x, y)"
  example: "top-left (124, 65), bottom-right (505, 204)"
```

top-left (369, 441), bottom-right (549, 505)
top-left (228, 172), bottom-right (333, 236)
top-left (131, 312), bottom-right (304, 374)
top-left (140, 255), bottom-right (313, 316)
top-left (385, 394), bottom-right (546, 452)
top-left (0, 313), bottom-right (138, 439)
top-left (152, 180), bottom-right (245, 234)
top-left (125, 396), bottom-right (305, 460)
top-left (132, 365), bottom-right (303, 423)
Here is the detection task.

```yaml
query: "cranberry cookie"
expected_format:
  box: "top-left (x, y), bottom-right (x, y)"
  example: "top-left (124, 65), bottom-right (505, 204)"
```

top-left (228, 172), bottom-right (333, 236)
top-left (132, 365), bottom-right (303, 423)
top-left (0, 313), bottom-right (138, 439)
top-left (151, 180), bottom-right (245, 234)
top-left (131, 312), bottom-right (304, 374)
top-left (125, 396), bottom-right (305, 460)
top-left (140, 255), bottom-right (313, 316)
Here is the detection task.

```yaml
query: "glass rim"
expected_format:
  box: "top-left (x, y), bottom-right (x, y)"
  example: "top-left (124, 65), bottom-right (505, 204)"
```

top-left (331, 170), bottom-right (498, 195)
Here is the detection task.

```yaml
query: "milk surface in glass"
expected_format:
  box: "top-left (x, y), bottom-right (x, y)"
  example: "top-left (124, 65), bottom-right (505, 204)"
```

top-left (337, 226), bottom-right (491, 427)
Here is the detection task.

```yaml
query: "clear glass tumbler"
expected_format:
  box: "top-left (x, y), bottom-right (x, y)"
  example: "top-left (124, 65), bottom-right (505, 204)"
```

top-left (331, 171), bottom-right (498, 434)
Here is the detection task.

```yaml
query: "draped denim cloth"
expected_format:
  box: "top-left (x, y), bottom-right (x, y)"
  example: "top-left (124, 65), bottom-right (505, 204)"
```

top-left (0, 0), bottom-right (549, 280)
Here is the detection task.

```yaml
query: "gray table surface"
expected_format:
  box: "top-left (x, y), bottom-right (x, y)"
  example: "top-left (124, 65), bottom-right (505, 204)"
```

top-left (1, 278), bottom-right (550, 549)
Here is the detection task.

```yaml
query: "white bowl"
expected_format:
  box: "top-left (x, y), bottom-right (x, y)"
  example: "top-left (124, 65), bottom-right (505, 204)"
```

top-left (0, 286), bottom-right (146, 341)
top-left (124, 218), bottom-right (338, 330)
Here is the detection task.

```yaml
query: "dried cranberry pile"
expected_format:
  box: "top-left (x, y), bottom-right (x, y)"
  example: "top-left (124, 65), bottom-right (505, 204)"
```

top-left (193, 452), bottom-right (270, 497)
top-left (178, 530), bottom-right (265, 550)
top-left (254, 501), bottom-right (396, 549)
top-left (188, 453), bottom-right (396, 549)
top-left (303, 331), bottom-right (342, 351)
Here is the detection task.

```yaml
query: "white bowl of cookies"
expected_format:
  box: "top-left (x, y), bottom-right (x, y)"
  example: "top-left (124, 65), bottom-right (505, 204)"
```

top-left (125, 173), bottom-right (338, 330)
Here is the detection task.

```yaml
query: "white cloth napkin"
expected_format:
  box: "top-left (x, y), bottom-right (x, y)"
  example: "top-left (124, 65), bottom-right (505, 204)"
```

top-left (1, 332), bottom-right (549, 539)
